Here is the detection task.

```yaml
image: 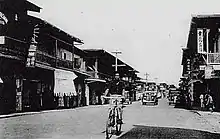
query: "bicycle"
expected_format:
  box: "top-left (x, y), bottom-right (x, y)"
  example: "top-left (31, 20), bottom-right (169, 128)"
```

top-left (104, 95), bottom-right (124, 139)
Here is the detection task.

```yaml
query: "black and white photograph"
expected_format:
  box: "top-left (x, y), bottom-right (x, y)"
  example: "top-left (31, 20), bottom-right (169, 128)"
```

top-left (1, 0), bottom-right (220, 138)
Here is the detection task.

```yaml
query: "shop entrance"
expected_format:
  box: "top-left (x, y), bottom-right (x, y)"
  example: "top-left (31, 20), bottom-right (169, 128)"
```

top-left (22, 80), bottom-right (40, 112)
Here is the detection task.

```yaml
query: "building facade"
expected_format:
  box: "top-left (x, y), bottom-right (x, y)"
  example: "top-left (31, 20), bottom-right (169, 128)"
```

top-left (84, 49), bottom-right (138, 104)
top-left (0, 0), bottom-right (84, 114)
top-left (0, 0), bottom-right (139, 114)
top-left (181, 15), bottom-right (220, 110)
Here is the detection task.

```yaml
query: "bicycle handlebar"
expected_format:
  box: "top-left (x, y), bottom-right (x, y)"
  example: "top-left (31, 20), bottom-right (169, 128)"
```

top-left (103, 96), bottom-right (125, 99)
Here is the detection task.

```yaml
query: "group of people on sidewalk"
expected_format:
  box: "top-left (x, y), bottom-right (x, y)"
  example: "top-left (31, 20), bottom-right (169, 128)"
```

top-left (200, 91), bottom-right (215, 112)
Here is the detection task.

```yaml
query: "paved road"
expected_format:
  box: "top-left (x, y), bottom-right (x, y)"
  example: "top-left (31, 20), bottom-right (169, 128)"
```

top-left (0, 98), bottom-right (220, 139)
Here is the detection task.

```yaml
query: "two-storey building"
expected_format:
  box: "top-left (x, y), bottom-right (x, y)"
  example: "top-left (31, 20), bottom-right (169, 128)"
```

top-left (0, 0), bottom-right (84, 114)
top-left (84, 49), bottom-right (138, 104)
top-left (182, 15), bottom-right (220, 110)
top-left (0, 0), bottom-right (42, 114)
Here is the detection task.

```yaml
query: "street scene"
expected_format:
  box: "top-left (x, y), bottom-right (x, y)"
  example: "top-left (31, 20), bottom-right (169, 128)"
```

top-left (1, 98), bottom-right (220, 139)
top-left (1, 0), bottom-right (220, 138)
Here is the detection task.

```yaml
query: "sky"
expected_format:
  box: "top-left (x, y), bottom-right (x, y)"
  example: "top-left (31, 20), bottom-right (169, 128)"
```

top-left (29, 0), bottom-right (220, 85)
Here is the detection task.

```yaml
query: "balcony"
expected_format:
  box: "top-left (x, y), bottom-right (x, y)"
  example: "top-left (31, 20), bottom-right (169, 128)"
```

top-left (208, 53), bottom-right (220, 64)
top-left (57, 58), bottom-right (73, 70)
top-left (35, 50), bottom-right (74, 70)
top-left (35, 50), bottom-right (56, 66)
top-left (0, 36), bottom-right (27, 60)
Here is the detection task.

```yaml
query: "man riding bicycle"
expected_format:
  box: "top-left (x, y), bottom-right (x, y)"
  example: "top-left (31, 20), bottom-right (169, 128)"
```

top-left (104, 72), bottom-right (125, 124)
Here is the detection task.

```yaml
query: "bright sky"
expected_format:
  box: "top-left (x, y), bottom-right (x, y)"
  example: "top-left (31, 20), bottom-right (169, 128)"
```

top-left (29, 0), bottom-right (220, 85)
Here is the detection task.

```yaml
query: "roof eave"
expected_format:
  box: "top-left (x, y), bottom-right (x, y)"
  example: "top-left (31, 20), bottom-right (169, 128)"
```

top-left (26, 0), bottom-right (42, 13)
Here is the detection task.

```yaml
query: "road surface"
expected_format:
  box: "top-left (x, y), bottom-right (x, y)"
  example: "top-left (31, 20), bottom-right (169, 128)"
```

top-left (0, 98), bottom-right (220, 139)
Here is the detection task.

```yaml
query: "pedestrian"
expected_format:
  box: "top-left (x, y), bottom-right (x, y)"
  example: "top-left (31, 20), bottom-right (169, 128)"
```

top-left (206, 94), bottom-right (214, 112)
top-left (199, 93), bottom-right (204, 110)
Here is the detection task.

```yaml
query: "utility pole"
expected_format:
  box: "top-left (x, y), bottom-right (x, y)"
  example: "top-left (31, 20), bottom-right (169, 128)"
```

top-left (144, 73), bottom-right (149, 83)
top-left (112, 50), bottom-right (122, 72)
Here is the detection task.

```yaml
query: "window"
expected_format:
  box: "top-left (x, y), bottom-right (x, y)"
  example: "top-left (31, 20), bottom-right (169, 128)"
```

top-left (62, 52), bottom-right (67, 60)
top-left (64, 53), bottom-right (66, 60)
top-left (74, 58), bottom-right (81, 69)
top-left (15, 14), bottom-right (18, 21)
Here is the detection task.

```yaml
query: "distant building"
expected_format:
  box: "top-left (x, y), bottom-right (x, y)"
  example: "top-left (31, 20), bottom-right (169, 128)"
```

top-left (84, 49), bottom-right (139, 103)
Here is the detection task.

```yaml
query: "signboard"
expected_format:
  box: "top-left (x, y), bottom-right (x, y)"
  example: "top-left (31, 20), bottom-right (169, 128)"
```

top-left (26, 24), bottom-right (39, 67)
top-left (205, 65), bottom-right (214, 79)
top-left (0, 12), bottom-right (8, 25)
top-left (0, 36), bottom-right (5, 44)
top-left (197, 29), bottom-right (204, 53)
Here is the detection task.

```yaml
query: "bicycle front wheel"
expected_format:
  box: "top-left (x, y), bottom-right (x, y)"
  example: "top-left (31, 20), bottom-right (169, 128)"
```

top-left (116, 108), bottom-right (122, 135)
top-left (106, 110), bottom-right (114, 139)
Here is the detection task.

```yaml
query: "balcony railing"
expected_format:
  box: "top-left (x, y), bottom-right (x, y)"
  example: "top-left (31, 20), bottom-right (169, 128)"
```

top-left (35, 50), bottom-right (75, 70)
top-left (0, 36), bottom-right (28, 60)
top-left (57, 58), bottom-right (73, 70)
top-left (35, 50), bottom-right (56, 66)
top-left (208, 53), bottom-right (220, 64)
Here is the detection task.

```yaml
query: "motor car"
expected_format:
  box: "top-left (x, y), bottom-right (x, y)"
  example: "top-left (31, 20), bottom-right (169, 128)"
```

top-left (124, 98), bottom-right (132, 104)
top-left (174, 93), bottom-right (186, 108)
top-left (168, 89), bottom-right (180, 105)
top-left (142, 91), bottom-right (158, 105)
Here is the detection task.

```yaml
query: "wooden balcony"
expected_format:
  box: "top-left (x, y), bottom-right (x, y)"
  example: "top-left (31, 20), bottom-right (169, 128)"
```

top-left (0, 36), bottom-right (27, 60)
top-left (35, 50), bottom-right (74, 70)
top-left (35, 50), bottom-right (56, 66)
top-left (57, 58), bottom-right (73, 70)
top-left (208, 53), bottom-right (220, 64)
top-left (0, 36), bottom-right (79, 71)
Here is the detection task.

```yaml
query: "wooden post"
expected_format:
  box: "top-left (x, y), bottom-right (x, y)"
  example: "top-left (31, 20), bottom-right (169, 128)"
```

top-left (15, 78), bottom-right (23, 112)
top-left (55, 39), bottom-right (58, 67)
top-left (206, 29), bottom-right (210, 64)
top-left (72, 42), bottom-right (75, 69)
top-left (95, 57), bottom-right (98, 78)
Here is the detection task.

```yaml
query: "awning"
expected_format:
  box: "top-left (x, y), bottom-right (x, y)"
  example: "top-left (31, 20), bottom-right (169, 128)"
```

top-left (85, 78), bottom-right (106, 84)
top-left (0, 77), bottom-right (3, 83)
top-left (188, 79), bottom-right (203, 85)
top-left (73, 69), bottom-right (91, 78)
top-left (54, 69), bottom-right (78, 96)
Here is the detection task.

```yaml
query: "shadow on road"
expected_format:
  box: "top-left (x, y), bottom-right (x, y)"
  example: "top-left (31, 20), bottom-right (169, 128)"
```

top-left (117, 125), bottom-right (220, 139)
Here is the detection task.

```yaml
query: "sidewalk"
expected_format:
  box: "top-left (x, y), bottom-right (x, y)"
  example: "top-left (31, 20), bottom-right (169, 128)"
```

top-left (0, 101), bottom-right (138, 119)
top-left (0, 104), bottom-right (109, 119)
top-left (191, 110), bottom-right (220, 133)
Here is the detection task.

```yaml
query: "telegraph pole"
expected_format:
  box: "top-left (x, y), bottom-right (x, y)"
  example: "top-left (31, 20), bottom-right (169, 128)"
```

top-left (112, 50), bottom-right (122, 72)
top-left (144, 73), bottom-right (149, 83)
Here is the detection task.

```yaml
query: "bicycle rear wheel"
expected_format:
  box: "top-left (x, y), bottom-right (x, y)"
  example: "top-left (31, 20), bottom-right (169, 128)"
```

top-left (106, 110), bottom-right (114, 139)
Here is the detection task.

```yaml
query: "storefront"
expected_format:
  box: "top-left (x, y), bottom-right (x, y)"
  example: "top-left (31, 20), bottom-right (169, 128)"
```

top-left (85, 78), bottom-right (106, 105)
top-left (54, 68), bottom-right (77, 108)
top-left (0, 58), bottom-right (24, 114)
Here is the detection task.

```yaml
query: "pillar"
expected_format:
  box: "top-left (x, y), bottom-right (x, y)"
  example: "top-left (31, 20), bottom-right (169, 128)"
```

top-left (85, 83), bottom-right (89, 106)
top-left (15, 78), bottom-right (23, 112)
top-left (190, 82), bottom-right (194, 107)
top-left (95, 58), bottom-right (98, 78)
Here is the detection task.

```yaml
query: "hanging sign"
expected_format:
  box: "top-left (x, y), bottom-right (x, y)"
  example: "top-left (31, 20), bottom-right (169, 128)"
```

top-left (205, 65), bottom-right (214, 79)
top-left (197, 29), bottom-right (204, 53)
top-left (26, 24), bottom-right (40, 67)
top-left (0, 12), bottom-right (8, 25)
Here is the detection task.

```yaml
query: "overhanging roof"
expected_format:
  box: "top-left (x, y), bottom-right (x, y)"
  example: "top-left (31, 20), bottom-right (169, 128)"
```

top-left (1, 0), bottom-right (41, 13)
top-left (186, 14), bottom-right (220, 52)
top-left (26, 0), bottom-right (41, 12)
top-left (85, 78), bottom-right (106, 84)
top-left (84, 49), bottom-right (138, 74)
top-left (27, 15), bottom-right (83, 44)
